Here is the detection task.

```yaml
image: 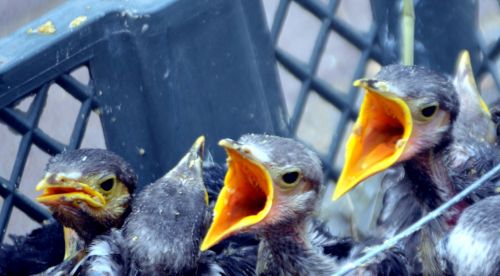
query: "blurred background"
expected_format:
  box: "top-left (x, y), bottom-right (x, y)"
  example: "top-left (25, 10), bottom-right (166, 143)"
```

top-left (1, 0), bottom-right (499, 240)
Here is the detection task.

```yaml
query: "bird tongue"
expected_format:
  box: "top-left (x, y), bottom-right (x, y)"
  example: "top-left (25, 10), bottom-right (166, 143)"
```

top-left (201, 148), bottom-right (273, 251)
top-left (333, 89), bottom-right (412, 200)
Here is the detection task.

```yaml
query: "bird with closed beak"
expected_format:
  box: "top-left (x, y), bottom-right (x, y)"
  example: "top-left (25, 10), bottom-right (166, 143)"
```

top-left (0, 149), bottom-right (137, 275)
top-left (452, 51), bottom-right (496, 144)
top-left (36, 149), bottom-right (137, 244)
top-left (38, 148), bottom-right (136, 274)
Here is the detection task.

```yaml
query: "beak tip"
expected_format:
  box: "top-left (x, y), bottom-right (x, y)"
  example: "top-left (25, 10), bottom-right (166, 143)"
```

top-left (190, 135), bottom-right (206, 159)
top-left (459, 50), bottom-right (470, 63)
top-left (331, 189), bottom-right (343, 201)
top-left (456, 50), bottom-right (472, 72)
top-left (332, 175), bottom-right (354, 201)
top-left (35, 181), bottom-right (46, 191)
top-left (200, 240), bottom-right (211, 252)
top-left (195, 135), bottom-right (205, 145)
top-left (218, 139), bottom-right (234, 148)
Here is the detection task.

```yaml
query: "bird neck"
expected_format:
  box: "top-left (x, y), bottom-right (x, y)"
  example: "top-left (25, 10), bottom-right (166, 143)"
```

top-left (404, 150), bottom-right (451, 209)
top-left (404, 140), bottom-right (466, 228)
top-left (52, 205), bottom-right (130, 244)
top-left (261, 218), bottom-right (309, 248)
top-left (257, 219), bottom-right (334, 275)
top-left (404, 123), bottom-right (459, 205)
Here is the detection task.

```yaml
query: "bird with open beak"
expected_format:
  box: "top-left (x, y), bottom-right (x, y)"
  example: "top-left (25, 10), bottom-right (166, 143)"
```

top-left (332, 61), bottom-right (499, 274)
top-left (333, 64), bottom-right (460, 201)
top-left (79, 136), bottom-right (257, 275)
top-left (34, 149), bottom-right (137, 273)
top-left (201, 134), bottom-right (409, 275)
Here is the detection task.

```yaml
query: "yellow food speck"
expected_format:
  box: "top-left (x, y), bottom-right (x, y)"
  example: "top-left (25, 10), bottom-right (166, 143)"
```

top-left (353, 123), bottom-right (362, 136)
top-left (69, 16), bottom-right (87, 28)
top-left (396, 139), bottom-right (407, 149)
top-left (37, 21), bottom-right (56, 34)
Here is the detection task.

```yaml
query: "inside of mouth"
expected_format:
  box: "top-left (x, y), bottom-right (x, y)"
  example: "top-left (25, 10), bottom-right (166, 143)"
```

top-left (345, 91), bottom-right (407, 181)
top-left (209, 150), bottom-right (270, 239)
top-left (37, 185), bottom-right (103, 208)
top-left (42, 187), bottom-right (83, 196)
top-left (361, 92), bottom-right (404, 162)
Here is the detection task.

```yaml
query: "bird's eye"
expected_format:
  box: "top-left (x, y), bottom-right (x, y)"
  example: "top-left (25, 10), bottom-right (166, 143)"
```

top-left (100, 178), bottom-right (115, 191)
top-left (280, 170), bottom-right (301, 187)
top-left (420, 104), bottom-right (438, 119)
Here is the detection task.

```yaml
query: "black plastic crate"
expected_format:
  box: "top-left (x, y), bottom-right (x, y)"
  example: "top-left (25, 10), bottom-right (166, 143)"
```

top-left (0, 0), bottom-right (288, 241)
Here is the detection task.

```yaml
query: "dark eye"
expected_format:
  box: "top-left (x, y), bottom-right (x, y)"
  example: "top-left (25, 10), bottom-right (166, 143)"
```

top-left (421, 105), bottom-right (438, 118)
top-left (282, 171), bottom-right (300, 185)
top-left (100, 179), bottom-right (114, 191)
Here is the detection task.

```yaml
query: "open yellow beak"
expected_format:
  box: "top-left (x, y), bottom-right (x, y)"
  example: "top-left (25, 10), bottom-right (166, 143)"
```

top-left (36, 178), bottom-right (106, 208)
top-left (332, 79), bottom-right (413, 200)
top-left (200, 139), bottom-right (274, 251)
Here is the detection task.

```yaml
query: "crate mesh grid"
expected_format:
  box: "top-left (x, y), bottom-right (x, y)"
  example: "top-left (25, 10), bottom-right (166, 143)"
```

top-left (266, 0), bottom-right (500, 186)
top-left (0, 64), bottom-right (99, 240)
top-left (268, 0), bottom-right (382, 184)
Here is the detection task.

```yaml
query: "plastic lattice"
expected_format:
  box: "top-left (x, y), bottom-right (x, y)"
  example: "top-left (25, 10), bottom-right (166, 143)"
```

top-left (267, 0), bottom-right (383, 184)
top-left (0, 64), bottom-right (103, 241)
top-left (264, 0), bottom-right (500, 185)
top-left (0, 0), bottom-right (288, 243)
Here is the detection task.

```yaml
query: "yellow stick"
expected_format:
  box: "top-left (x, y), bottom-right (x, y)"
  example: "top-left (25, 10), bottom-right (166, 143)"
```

top-left (401, 0), bottom-right (415, 65)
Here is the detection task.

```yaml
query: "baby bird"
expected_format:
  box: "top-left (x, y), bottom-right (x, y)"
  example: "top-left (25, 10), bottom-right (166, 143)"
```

top-left (201, 134), bottom-right (408, 275)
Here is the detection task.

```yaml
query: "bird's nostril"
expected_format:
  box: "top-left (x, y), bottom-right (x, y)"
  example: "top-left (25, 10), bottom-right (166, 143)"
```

top-left (47, 174), bottom-right (58, 184)
top-left (367, 79), bottom-right (378, 88)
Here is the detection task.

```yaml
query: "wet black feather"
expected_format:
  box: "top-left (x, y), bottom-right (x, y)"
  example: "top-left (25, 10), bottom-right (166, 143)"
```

top-left (203, 163), bottom-right (225, 204)
top-left (0, 220), bottom-right (64, 275)
top-left (490, 99), bottom-right (500, 141)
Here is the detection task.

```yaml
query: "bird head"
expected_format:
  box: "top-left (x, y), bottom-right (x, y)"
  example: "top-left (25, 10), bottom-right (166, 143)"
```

top-left (161, 135), bottom-right (207, 204)
top-left (200, 134), bottom-right (323, 251)
top-left (453, 50), bottom-right (496, 143)
top-left (172, 135), bottom-right (205, 180)
top-left (333, 64), bottom-right (459, 200)
top-left (453, 51), bottom-right (491, 118)
top-left (36, 149), bottom-right (137, 231)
